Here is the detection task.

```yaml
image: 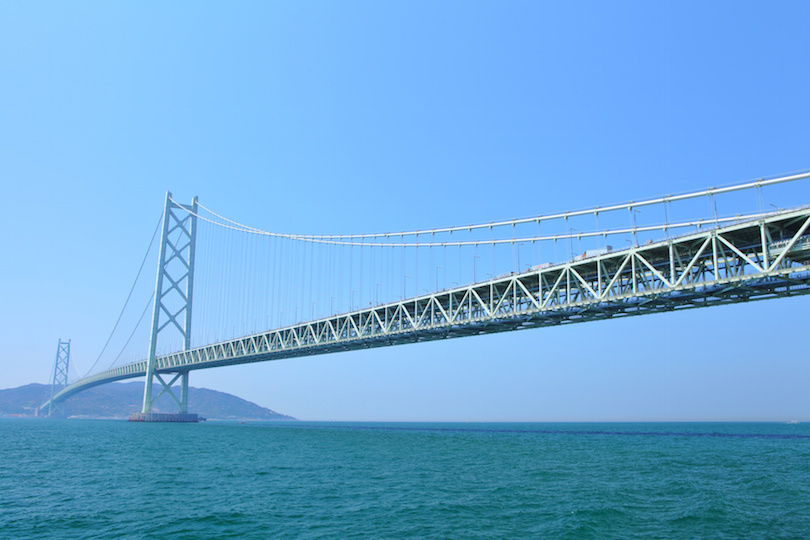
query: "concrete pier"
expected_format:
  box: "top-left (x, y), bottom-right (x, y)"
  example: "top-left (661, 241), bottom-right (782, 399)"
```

top-left (129, 412), bottom-right (202, 423)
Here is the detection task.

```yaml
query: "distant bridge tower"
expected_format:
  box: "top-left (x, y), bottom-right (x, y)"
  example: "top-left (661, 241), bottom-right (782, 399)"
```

top-left (140, 192), bottom-right (198, 416)
top-left (47, 339), bottom-right (70, 416)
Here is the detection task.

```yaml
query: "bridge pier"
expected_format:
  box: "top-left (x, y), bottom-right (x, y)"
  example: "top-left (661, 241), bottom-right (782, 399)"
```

top-left (129, 412), bottom-right (200, 422)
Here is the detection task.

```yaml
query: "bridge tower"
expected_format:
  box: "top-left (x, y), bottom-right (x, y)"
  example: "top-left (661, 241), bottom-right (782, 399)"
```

top-left (138, 192), bottom-right (198, 419)
top-left (47, 339), bottom-right (70, 416)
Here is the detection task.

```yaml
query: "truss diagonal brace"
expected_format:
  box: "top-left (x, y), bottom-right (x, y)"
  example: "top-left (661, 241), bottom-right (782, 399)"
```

top-left (141, 192), bottom-right (198, 414)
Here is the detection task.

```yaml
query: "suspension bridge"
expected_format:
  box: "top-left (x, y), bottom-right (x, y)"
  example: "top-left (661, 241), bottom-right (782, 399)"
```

top-left (40, 171), bottom-right (810, 420)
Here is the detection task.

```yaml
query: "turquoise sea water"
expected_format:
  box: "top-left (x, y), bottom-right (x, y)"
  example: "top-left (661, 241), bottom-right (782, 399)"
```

top-left (1, 420), bottom-right (809, 538)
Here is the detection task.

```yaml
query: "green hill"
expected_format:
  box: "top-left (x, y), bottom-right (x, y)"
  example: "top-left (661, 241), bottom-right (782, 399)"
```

top-left (0, 382), bottom-right (295, 421)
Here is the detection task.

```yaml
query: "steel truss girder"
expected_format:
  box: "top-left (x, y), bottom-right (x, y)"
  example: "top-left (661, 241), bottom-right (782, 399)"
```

top-left (49, 207), bottom-right (810, 405)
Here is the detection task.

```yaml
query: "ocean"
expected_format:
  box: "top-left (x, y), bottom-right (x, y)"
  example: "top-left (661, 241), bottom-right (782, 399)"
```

top-left (1, 419), bottom-right (808, 538)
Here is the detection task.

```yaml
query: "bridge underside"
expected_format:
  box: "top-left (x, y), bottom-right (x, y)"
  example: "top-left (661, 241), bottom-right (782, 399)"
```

top-left (46, 207), bottom-right (810, 409)
top-left (156, 271), bottom-right (810, 371)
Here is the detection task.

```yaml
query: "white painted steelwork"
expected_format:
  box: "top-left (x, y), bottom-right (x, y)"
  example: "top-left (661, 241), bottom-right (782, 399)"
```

top-left (193, 171), bottom-right (810, 242)
top-left (45, 339), bottom-right (70, 416)
top-left (141, 192), bottom-right (198, 414)
top-left (45, 206), bottom-right (810, 407)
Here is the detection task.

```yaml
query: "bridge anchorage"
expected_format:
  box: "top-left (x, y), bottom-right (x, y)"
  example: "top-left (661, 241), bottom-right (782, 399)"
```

top-left (40, 170), bottom-right (810, 418)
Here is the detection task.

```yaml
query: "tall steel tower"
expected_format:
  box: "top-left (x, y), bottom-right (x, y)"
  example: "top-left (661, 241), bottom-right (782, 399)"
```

top-left (48, 339), bottom-right (70, 416)
top-left (140, 192), bottom-right (198, 416)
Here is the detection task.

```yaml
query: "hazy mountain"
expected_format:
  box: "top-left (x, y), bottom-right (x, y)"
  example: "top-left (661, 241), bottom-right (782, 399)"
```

top-left (0, 382), bottom-right (295, 421)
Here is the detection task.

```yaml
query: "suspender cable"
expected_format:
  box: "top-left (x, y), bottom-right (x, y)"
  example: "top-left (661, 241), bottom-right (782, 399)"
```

top-left (189, 170), bottom-right (810, 241)
top-left (82, 212), bottom-right (163, 378)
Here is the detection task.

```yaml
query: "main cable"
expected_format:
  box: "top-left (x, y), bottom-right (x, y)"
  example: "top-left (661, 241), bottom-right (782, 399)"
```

top-left (176, 204), bottom-right (774, 248)
top-left (105, 291), bottom-right (156, 372)
top-left (82, 212), bottom-right (163, 378)
top-left (188, 170), bottom-right (809, 241)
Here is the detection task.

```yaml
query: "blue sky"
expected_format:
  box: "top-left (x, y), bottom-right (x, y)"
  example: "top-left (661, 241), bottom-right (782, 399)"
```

top-left (2, 1), bottom-right (809, 421)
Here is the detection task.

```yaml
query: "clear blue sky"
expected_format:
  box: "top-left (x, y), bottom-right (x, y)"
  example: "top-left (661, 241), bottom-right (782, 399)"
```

top-left (2, 1), bottom-right (809, 421)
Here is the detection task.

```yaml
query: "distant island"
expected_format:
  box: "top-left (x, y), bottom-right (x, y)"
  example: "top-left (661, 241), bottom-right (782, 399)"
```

top-left (0, 382), bottom-right (295, 421)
